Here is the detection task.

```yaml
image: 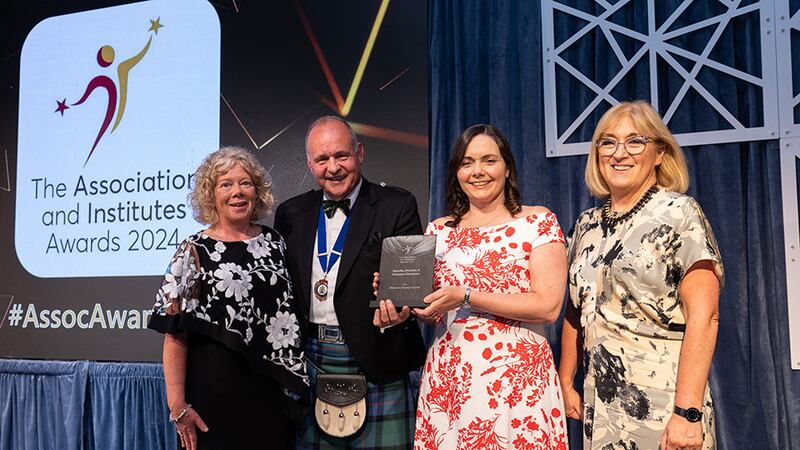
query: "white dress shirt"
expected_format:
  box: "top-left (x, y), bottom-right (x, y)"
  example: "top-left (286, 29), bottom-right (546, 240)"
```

top-left (309, 180), bottom-right (362, 325)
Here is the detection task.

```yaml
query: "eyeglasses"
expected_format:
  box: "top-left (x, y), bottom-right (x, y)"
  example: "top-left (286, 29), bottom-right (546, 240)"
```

top-left (595, 135), bottom-right (653, 156)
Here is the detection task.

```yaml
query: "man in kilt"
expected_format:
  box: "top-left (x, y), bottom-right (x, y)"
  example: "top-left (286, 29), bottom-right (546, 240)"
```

top-left (274, 116), bottom-right (426, 449)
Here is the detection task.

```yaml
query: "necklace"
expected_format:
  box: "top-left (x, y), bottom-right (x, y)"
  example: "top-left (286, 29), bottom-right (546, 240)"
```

top-left (602, 184), bottom-right (659, 225)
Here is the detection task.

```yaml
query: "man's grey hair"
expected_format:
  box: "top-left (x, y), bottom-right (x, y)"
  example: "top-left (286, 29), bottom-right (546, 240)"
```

top-left (304, 115), bottom-right (360, 154)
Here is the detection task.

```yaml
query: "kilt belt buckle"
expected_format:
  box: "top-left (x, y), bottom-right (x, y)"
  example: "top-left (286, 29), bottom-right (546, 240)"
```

top-left (317, 324), bottom-right (345, 344)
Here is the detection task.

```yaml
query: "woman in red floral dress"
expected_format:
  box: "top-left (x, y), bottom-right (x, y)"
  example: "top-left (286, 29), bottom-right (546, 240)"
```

top-left (376, 124), bottom-right (568, 449)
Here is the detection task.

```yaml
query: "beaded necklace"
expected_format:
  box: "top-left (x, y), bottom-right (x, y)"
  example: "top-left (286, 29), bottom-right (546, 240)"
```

top-left (601, 184), bottom-right (659, 225)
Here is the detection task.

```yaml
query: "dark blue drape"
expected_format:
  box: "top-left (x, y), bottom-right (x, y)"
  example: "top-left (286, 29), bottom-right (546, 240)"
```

top-left (429, 1), bottom-right (800, 449)
top-left (0, 360), bottom-right (175, 450)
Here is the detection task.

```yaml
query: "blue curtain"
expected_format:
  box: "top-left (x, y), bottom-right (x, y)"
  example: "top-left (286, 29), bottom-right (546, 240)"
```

top-left (84, 362), bottom-right (175, 450)
top-left (0, 360), bottom-right (86, 450)
top-left (429, 1), bottom-right (800, 449)
top-left (0, 360), bottom-right (175, 450)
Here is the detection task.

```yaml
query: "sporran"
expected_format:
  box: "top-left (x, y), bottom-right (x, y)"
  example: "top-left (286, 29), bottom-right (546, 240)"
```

top-left (314, 373), bottom-right (367, 438)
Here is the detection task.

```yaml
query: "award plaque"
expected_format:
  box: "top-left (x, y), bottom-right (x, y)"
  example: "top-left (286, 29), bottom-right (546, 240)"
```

top-left (371, 235), bottom-right (436, 309)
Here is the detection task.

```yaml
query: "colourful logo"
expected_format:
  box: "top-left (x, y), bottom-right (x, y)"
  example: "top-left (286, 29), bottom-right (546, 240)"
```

top-left (17, 0), bottom-right (220, 278)
top-left (55, 17), bottom-right (164, 166)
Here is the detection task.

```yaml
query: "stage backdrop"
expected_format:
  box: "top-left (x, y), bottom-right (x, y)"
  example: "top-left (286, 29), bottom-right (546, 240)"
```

top-left (429, 1), bottom-right (799, 449)
top-left (0, 0), bottom-right (429, 361)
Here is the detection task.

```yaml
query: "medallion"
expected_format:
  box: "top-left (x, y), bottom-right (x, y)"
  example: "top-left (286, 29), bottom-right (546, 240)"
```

top-left (314, 278), bottom-right (329, 301)
top-left (315, 205), bottom-right (351, 303)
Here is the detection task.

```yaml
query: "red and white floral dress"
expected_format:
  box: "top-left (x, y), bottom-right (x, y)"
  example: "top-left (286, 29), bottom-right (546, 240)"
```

top-left (414, 212), bottom-right (568, 450)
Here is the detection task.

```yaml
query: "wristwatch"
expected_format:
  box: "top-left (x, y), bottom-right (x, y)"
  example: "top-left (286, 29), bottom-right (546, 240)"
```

top-left (462, 287), bottom-right (471, 310)
top-left (673, 405), bottom-right (702, 423)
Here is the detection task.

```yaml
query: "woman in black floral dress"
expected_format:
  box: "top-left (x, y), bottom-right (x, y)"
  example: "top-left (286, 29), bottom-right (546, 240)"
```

top-left (149, 147), bottom-right (307, 450)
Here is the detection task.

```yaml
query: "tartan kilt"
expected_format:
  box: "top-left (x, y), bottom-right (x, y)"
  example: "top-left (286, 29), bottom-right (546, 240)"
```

top-left (297, 337), bottom-right (415, 450)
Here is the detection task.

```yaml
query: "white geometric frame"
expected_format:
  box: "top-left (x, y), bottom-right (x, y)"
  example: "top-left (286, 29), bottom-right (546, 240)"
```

top-left (776, 0), bottom-right (800, 137)
top-left (781, 138), bottom-right (800, 370)
top-left (776, 7), bottom-right (800, 367)
top-left (542, 0), bottom-right (781, 157)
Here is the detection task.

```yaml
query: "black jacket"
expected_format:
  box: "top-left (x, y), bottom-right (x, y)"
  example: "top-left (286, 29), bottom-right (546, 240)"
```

top-left (273, 178), bottom-right (426, 383)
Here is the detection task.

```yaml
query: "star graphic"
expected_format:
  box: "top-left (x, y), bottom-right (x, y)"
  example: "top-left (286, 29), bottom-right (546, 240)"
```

top-left (148, 17), bottom-right (164, 34)
top-left (55, 99), bottom-right (69, 116)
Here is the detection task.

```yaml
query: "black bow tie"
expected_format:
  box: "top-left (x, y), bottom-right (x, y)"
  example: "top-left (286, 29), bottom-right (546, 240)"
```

top-left (322, 199), bottom-right (351, 218)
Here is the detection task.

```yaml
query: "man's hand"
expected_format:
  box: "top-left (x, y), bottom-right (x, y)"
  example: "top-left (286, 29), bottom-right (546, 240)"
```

top-left (373, 299), bottom-right (411, 328)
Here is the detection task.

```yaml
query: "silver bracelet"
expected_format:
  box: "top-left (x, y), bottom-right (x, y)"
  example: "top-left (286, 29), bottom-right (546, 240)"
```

top-left (169, 404), bottom-right (192, 423)
top-left (462, 287), bottom-right (471, 310)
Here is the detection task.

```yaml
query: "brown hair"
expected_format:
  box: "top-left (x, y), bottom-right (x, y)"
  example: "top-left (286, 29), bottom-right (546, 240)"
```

top-left (446, 124), bottom-right (522, 226)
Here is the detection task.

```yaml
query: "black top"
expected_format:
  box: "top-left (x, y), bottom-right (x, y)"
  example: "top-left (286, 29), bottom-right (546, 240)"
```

top-left (148, 225), bottom-right (308, 396)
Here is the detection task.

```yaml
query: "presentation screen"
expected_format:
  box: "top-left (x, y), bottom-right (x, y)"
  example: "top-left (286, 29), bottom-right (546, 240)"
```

top-left (0, 0), bottom-right (429, 361)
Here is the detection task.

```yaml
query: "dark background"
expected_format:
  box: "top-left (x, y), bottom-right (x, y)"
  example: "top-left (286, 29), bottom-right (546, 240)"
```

top-left (0, 0), bottom-right (428, 361)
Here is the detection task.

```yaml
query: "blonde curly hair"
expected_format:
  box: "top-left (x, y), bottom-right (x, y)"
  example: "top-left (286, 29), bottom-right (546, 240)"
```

top-left (190, 146), bottom-right (273, 225)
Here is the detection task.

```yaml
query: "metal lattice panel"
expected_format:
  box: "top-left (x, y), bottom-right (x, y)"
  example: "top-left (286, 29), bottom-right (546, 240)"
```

top-left (776, 0), bottom-right (800, 136)
top-left (542, 0), bottom-right (780, 157)
top-left (780, 138), bottom-right (800, 369)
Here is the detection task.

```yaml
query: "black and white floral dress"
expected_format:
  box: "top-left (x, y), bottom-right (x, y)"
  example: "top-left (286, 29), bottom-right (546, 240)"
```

top-left (149, 225), bottom-right (307, 449)
top-left (568, 189), bottom-right (723, 450)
